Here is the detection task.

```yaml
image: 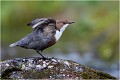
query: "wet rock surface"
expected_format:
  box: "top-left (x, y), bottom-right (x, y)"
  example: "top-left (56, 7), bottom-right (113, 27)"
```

top-left (0, 57), bottom-right (116, 79)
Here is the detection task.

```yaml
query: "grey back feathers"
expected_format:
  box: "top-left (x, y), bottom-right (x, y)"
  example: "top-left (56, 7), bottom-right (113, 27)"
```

top-left (9, 18), bottom-right (56, 51)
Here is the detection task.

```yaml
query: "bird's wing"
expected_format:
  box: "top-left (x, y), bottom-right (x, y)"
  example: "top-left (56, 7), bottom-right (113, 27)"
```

top-left (15, 31), bottom-right (49, 50)
top-left (13, 31), bottom-right (39, 49)
top-left (27, 18), bottom-right (49, 29)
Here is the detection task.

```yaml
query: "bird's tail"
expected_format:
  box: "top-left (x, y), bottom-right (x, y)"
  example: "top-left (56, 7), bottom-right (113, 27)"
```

top-left (9, 43), bottom-right (17, 47)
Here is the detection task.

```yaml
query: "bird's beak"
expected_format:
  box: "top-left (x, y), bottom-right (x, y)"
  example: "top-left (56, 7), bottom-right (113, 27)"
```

top-left (68, 21), bottom-right (75, 24)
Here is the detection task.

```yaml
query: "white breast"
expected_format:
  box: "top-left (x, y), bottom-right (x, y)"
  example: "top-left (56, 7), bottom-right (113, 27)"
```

top-left (54, 24), bottom-right (69, 41)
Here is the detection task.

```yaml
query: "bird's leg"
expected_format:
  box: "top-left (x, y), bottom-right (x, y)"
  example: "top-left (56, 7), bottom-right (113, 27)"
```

top-left (36, 51), bottom-right (46, 60)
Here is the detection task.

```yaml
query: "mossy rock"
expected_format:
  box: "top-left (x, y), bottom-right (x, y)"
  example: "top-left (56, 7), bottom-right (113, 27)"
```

top-left (0, 57), bottom-right (116, 79)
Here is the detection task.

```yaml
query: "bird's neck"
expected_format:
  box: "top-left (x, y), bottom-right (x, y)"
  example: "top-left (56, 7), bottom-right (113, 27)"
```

top-left (55, 24), bottom-right (69, 41)
top-left (60, 24), bottom-right (69, 32)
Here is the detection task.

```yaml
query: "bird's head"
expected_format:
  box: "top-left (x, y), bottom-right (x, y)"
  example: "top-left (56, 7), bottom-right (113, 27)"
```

top-left (56, 19), bottom-right (74, 31)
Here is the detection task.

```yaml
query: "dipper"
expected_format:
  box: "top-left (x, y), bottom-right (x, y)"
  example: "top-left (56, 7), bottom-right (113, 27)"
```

top-left (9, 18), bottom-right (74, 59)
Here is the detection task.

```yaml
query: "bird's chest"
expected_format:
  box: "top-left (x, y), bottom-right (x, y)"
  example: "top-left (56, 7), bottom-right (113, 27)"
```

top-left (43, 27), bottom-right (56, 38)
top-left (42, 27), bottom-right (56, 45)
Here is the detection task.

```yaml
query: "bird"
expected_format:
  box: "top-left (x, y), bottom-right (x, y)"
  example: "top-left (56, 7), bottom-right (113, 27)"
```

top-left (9, 18), bottom-right (74, 59)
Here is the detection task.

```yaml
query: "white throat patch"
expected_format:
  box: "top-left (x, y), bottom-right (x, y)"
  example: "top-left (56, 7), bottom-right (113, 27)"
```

top-left (54, 24), bottom-right (69, 41)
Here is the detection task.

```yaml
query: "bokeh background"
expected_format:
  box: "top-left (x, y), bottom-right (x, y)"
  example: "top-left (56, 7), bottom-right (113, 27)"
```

top-left (1, 1), bottom-right (119, 78)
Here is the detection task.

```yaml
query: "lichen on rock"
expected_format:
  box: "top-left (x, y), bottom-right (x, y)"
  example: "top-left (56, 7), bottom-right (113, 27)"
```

top-left (0, 57), bottom-right (116, 79)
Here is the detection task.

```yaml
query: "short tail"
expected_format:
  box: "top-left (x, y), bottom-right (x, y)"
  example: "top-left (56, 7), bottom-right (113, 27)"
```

top-left (9, 43), bottom-right (16, 47)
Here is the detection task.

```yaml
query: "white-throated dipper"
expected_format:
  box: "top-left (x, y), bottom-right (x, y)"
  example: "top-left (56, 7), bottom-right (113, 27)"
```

top-left (9, 18), bottom-right (74, 59)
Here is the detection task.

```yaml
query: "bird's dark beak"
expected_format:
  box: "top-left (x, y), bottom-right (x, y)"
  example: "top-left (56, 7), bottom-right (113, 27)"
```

top-left (68, 21), bottom-right (75, 24)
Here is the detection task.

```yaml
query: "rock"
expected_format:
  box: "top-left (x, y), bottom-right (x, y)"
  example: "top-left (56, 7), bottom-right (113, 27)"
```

top-left (0, 57), bottom-right (116, 79)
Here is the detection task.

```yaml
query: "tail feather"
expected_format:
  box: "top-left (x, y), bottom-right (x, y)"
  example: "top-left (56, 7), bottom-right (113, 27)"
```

top-left (9, 43), bottom-right (16, 47)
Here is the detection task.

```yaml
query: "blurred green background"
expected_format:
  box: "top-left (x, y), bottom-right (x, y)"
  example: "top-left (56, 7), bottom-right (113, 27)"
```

top-left (1, 1), bottom-right (119, 78)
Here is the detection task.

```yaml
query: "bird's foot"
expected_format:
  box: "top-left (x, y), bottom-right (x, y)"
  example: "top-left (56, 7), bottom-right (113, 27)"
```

top-left (42, 57), bottom-right (47, 60)
top-left (42, 57), bottom-right (55, 60)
